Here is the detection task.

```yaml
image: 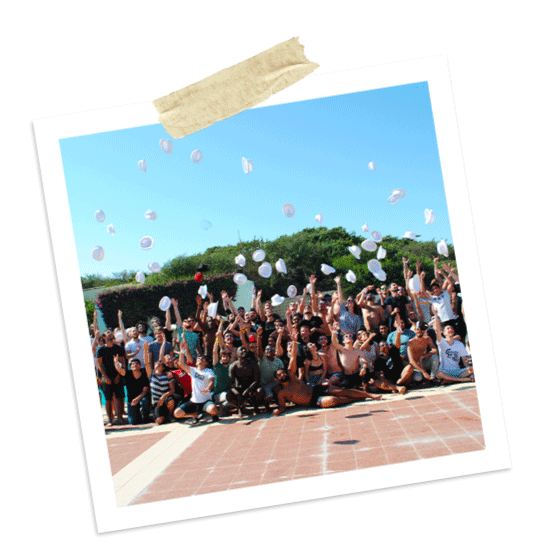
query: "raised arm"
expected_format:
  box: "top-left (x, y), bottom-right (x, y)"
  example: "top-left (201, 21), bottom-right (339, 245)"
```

top-left (143, 341), bottom-right (152, 378)
top-left (171, 298), bottom-right (183, 330)
top-left (309, 275), bottom-right (318, 314)
top-left (165, 305), bottom-right (172, 331)
top-left (432, 313), bottom-right (443, 343)
top-left (331, 324), bottom-right (343, 352)
top-left (255, 290), bottom-right (265, 321)
top-left (118, 310), bottom-right (130, 343)
top-left (334, 275), bottom-right (344, 305)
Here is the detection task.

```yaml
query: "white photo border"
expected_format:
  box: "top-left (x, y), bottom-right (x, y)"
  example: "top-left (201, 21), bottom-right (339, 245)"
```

top-left (33, 55), bottom-right (510, 534)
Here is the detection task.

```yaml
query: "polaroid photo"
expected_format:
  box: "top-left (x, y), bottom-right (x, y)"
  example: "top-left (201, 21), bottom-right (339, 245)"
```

top-left (34, 54), bottom-right (510, 534)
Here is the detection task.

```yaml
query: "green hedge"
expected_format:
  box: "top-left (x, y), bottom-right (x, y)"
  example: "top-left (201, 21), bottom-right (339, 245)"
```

top-left (96, 273), bottom-right (236, 330)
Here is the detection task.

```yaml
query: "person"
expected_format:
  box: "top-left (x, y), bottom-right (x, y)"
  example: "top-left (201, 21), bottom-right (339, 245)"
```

top-left (272, 331), bottom-right (381, 416)
top-left (406, 321), bottom-right (439, 382)
top-left (303, 341), bottom-right (327, 387)
top-left (373, 335), bottom-right (409, 392)
top-left (147, 327), bottom-right (174, 371)
top-left (433, 315), bottom-right (474, 383)
top-left (124, 319), bottom-right (147, 371)
top-left (227, 346), bottom-right (265, 416)
top-left (113, 357), bottom-right (151, 425)
top-left (387, 315), bottom-right (415, 361)
top-left (333, 276), bottom-right (363, 334)
top-left (211, 340), bottom-right (232, 414)
top-left (330, 324), bottom-right (363, 389)
top-left (257, 341), bottom-right (283, 412)
top-left (173, 343), bottom-right (219, 423)
top-left (384, 282), bottom-right (412, 328)
top-left (357, 286), bottom-right (386, 333)
top-left (171, 298), bottom-right (202, 361)
top-left (317, 333), bottom-right (342, 377)
top-left (354, 330), bottom-right (379, 389)
top-left (96, 329), bottom-right (127, 426)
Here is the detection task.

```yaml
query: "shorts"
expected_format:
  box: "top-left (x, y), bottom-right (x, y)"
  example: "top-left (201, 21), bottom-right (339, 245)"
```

top-left (263, 381), bottom-right (280, 399)
top-left (309, 384), bottom-right (329, 408)
top-left (342, 373), bottom-right (363, 389)
top-left (100, 378), bottom-right (125, 401)
top-left (438, 368), bottom-right (471, 379)
top-left (180, 400), bottom-right (214, 414)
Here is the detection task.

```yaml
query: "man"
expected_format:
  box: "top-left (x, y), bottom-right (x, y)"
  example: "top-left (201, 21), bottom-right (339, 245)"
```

top-left (113, 356), bottom-right (151, 425)
top-left (173, 344), bottom-right (219, 423)
top-left (373, 327), bottom-right (412, 390)
top-left (406, 321), bottom-right (439, 382)
top-left (227, 346), bottom-right (265, 416)
top-left (211, 343), bottom-right (232, 415)
top-left (357, 286), bottom-right (386, 332)
top-left (384, 282), bottom-right (413, 327)
top-left (124, 323), bottom-right (147, 371)
top-left (386, 315), bottom-right (415, 362)
top-left (257, 341), bottom-right (284, 412)
top-left (273, 332), bottom-right (381, 415)
top-left (433, 315), bottom-right (474, 383)
top-left (96, 329), bottom-right (127, 426)
top-left (330, 324), bottom-right (363, 389)
top-left (147, 327), bottom-right (173, 371)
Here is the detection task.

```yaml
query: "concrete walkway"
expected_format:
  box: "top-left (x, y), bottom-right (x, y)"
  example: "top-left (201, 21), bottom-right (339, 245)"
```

top-left (103, 383), bottom-right (484, 507)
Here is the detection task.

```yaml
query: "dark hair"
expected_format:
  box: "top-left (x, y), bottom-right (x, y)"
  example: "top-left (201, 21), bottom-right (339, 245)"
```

top-left (130, 358), bottom-right (142, 366)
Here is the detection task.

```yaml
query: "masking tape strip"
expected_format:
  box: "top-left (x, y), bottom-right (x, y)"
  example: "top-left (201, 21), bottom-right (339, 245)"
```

top-left (153, 37), bottom-right (319, 139)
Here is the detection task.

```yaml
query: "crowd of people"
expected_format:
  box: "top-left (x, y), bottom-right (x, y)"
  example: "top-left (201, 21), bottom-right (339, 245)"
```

top-left (90, 257), bottom-right (474, 427)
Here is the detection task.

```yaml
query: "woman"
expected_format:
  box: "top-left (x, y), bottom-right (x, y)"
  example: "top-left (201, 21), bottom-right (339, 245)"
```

top-left (333, 276), bottom-right (363, 335)
top-left (303, 342), bottom-right (328, 387)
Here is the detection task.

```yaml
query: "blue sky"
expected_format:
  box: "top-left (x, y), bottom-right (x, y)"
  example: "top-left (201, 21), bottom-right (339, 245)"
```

top-left (60, 81), bottom-right (453, 278)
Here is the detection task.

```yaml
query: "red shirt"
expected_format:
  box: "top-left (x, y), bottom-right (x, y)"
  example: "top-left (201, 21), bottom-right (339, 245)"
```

top-left (170, 369), bottom-right (192, 395)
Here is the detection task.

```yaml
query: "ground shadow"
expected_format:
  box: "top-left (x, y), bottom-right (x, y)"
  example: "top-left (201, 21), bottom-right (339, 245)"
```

top-left (333, 439), bottom-right (359, 445)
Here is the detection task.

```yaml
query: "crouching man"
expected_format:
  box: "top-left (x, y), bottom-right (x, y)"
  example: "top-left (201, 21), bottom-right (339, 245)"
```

top-left (173, 341), bottom-right (219, 424)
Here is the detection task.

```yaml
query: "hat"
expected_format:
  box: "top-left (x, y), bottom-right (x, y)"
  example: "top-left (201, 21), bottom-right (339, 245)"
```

top-left (321, 263), bottom-right (336, 275)
top-left (348, 245), bottom-right (361, 259)
top-left (235, 254), bottom-right (246, 267)
top-left (374, 270), bottom-right (387, 281)
top-left (242, 157), bottom-right (253, 174)
top-left (92, 246), bottom-right (104, 261)
top-left (148, 261), bottom-right (161, 272)
top-left (368, 161), bottom-right (375, 171)
top-left (253, 249), bottom-right (265, 262)
top-left (191, 149), bottom-right (202, 163)
top-left (248, 335), bottom-right (256, 343)
top-left (198, 264), bottom-right (209, 272)
top-left (424, 208), bottom-right (435, 224)
top-left (271, 294), bottom-right (285, 306)
top-left (160, 139), bottom-right (173, 154)
top-left (345, 270), bottom-right (357, 283)
top-left (371, 230), bottom-right (382, 242)
top-left (315, 214), bottom-right (323, 224)
top-left (198, 284), bottom-right (208, 299)
top-left (367, 259), bottom-right (382, 274)
top-left (415, 321), bottom-right (428, 331)
top-left (140, 236), bottom-right (154, 250)
top-left (194, 272), bottom-right (203, 283)
top-left (403, 231), bottom-right (416, 240)
top-left (275, 258), bottom-right (287, 274)
top-left (377, 245), bottom-right (386, 260)
top-left (145, 209), bottom-right (157, 221)
top-left (135, 271), bottom-right (145, 284)
top-left (362, 223), bottom-right (369, 232)
top-left (233, 273), bottom-right (248, 285)
top-left (392, 188), bottom-right (406, 198)
top-left (106, 223), bottom-right (115, 235)
top-left (408, 274), bottom-right (421, 293)
top-left (437, 239), bottom-right (449, 257)
top-left (287, 285), bottom-right (297, 298)
top-left (94, 210), bottom-right (105, 223)
top-left (258, 262), bottom-right (272, 278)
top-left (387, 194), bottom-right (401, 205)
top-left (115, 331), bottom-right (124, 341)
top-left (282, 203), bottom-right (296, 218)
top-left (361, 239), bottom-right (377, 252)
top-left (138, 159), bottom-right (147, 173)
top-left (159, 296), bottom-right (172, 311)
top-left (207, 302), bottom-right (218, 318)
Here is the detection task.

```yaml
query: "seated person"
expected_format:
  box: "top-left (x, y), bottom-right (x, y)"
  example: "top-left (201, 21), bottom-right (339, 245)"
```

top-left (273, 330), bottom-right (381, 416)
top-left (226, 346), bottom-right (265, 417)
top-left (302, 342), bottom-right (327, 387)
top-left (433, 315), bottom-right (474, 383)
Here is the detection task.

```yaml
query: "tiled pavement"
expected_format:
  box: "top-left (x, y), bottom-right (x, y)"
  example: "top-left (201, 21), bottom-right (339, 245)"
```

top-left (104, 384), bottom-right (484, 506)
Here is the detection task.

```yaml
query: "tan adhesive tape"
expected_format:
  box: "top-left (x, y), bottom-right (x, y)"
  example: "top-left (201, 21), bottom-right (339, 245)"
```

top-left (153, 37), bottom-right (319, 139)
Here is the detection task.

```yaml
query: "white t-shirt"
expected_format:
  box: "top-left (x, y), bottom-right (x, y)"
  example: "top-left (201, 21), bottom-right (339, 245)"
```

top-left (438, 339), bottom-right (468, 371)
top-left (189, 367), bottom-right (216, 403)
top-left (125, 338), bottom-right (146, 362)
top-left (430, 290), bottom-right (455, 322)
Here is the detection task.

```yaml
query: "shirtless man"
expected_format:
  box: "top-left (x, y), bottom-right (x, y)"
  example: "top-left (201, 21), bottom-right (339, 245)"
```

top-left (330, 324), bottom-right (363, 389)
top-left (405, 321), bottom-right (439, 382)
top-left (357, 286), bottom-right (386, 332)
top-left (273, 332), bottom-right (381, 416)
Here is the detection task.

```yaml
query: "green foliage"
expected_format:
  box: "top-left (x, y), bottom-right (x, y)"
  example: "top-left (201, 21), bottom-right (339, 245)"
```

top-left (96, 274), bottom-right (236, 330)
top-left (81, 272), bottom-right (136, 289)
top-left (85, 299), bottom-right (95, 327)
top-left (87, 227), bottom-right (457, 323)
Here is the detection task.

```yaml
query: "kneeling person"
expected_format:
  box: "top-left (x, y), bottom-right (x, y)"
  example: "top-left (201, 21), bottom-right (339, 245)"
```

top-left (173, 342), bottom-right (219, 423)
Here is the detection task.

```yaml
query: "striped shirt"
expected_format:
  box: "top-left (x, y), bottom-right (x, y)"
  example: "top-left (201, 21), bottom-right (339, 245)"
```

top-left (150, 372), bottom-right (171, 405)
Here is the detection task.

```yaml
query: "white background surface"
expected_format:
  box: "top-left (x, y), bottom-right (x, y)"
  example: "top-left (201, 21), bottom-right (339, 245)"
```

top-left (3, 1), bottom-right (538, 553)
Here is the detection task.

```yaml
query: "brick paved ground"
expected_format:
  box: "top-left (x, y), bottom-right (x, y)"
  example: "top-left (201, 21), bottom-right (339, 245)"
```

top-left (104, 384), bottom-right (483, 506)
